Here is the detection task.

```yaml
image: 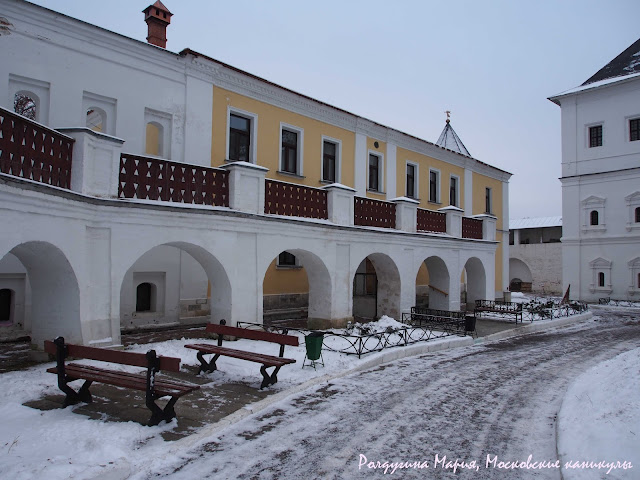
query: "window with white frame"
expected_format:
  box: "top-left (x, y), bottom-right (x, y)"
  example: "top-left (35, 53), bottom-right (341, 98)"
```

top-left (406, 162), bottom-right (418, 198)
top-left (629, 118), bottom-right (639, 142)
top-left (588, 124), bottom-right (603, 148)
top-left (589, 257), bottom-right (612, 294)
top-left (449, 175), bottom-right (459, 207)
top-left (83, 91), bottom-right (117, 135)
top-left (322, 137), bottom-right (341, 183)
top-left (581, 195), bottom-right (606, 232)
top-left (144, 108), bottom-right (172, 159)
top-left (628, 257), bottom-right (640, 296)
top-left (429, 169), bottom-right (440, 203)
top-left (625, 191), bottom-right (640, 231)
top-left (485, 187), bottom-right (492, 214)
top-left (279, 123), bottom-right (304, 176)
top-left (227, 107), bottom-right (257, 163)
top-left (9, 74), bottom-right (50, 124)
top-left (368, 152), bottom-right (383, 192)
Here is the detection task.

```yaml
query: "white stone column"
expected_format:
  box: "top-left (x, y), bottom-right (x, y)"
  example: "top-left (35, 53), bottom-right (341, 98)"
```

top-left (58, 127), bottom-right (124, 198)
top-left (323, 183), bottom-right (356, 226)
top-left (473, 214), bottom-right (497, 241)
top-left (391, 197), bottom-right (419, 232)
top-left (222, 161), bottom-right (268, 215)
top-left (439, 205), bottom-right (464, 237)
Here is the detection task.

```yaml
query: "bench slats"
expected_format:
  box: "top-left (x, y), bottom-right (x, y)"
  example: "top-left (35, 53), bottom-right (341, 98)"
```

top-left (47, 364), bottom-right (198, 397)
top-left (205, 324), bottom-right (299, 346)
top-left (43, 340), bottom-right (180, 372)
top-left (185, 343), bottom-right (295, 367)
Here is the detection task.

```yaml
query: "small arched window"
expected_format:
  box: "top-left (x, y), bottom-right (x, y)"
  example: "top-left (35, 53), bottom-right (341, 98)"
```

top-left (590, 210), bottom-right (599, 226)
top-left (136, 282), bottom-right (153, 312)
top-left (145, 122), bottom-right (163, 156)
top-left (14, 91), bottom-right (38, 121)
top-left (86, 107), bottom-right (106, 133)
top-left (598, 272), bottom-right (605, 287)
top-left (635, 207), bottom-right (640, 223)
top-left (0, 288), bottom-right (12, 323)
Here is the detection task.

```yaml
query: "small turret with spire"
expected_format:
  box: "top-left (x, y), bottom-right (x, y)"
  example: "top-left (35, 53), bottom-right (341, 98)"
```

top-left (436, 111), bottom-right (471, 157)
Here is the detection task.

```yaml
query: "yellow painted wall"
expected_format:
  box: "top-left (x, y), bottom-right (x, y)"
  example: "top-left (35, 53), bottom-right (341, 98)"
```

top-left (416, 262), bottom-right (430, 285)
top-left (396, 147), bottom-right (465, 210)
top-left (212, 86), bottom-right (356, 188)
top-left (263, 259), bottom-right (309, 295)
top-left (145, 123), bottom-right (160, 156)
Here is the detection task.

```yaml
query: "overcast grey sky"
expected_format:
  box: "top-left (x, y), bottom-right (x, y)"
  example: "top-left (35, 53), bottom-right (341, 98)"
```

top-left (28, 0), bottom-right (640, 219)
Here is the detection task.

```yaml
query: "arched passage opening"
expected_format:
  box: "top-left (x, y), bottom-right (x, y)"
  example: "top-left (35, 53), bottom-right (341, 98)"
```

top-left (262, 249), bottom-right (332, 328)
top-left (415, 256), bottom-right (451, 311)
top-left (509, 258), bottom-right (533, 292)
top-left (0, 242), bottom-right (80, 346)
top-left (462, 257), bottom-right (487, 310)
top-left (352, 253), bottom-right (401, 322)
top-left (119, 242), bottom-right (231, 330)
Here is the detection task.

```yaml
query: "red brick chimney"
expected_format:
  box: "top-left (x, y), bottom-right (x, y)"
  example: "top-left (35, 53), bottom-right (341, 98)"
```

top-left (142, 1), bottom-right (172, 48)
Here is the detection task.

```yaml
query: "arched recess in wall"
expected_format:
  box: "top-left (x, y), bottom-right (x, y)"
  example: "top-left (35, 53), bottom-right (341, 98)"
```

top-left (509, 258), bottom-right (533, 292)
top-left (352, 253), bottom-right (401, 321)
top-left (462, 257), bottom-right (487, 308)
top-left (0, 241), bottom-right (80, 346)
top-left (145, 121), bottom-right (164, 157)
top-left (262, 249), bottom-right (332, 325)
top-left (119, 242), bottom-right (231, 330)
top-left (14, 91), bottom-right (39, 121)
top-left (85, 107), bottom-right (107, 133)
top-left (415, 256), bottom-right (451, 311)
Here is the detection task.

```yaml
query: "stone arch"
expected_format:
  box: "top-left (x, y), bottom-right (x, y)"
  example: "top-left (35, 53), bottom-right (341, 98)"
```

top-left (509, 257), bottom-right (533, 292)
top-left (1, 241), bottom-right (80, 346)
top-left (352, 252), bottom-right (402, 321)
top-left (260, 247), bottom-right (333, 324)
top-left (463, 256), bottom-right (487, 308)
top-left (416, 256), bottom-right (451, 310)
top-left (118, 241), bottom-right (231, 329)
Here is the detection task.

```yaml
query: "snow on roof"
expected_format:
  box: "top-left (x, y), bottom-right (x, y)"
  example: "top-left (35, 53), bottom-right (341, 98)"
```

top-left (582, 37), bottom-right (640, 85)
top-left (435, 120), bottom-right (471, 157)
top-left (549, 71), bottom-right (640, 102)
top-left (509, 216), bottom-right (562, 230)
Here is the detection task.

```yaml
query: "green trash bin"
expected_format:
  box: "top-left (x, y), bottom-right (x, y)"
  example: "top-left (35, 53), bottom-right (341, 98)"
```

top-left (303, 331), bottom-right (324, 369)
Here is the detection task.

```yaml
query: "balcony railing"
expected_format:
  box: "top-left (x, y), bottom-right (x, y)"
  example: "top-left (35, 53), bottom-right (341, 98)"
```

top-left (0, 106), bottom-right (74, 189)
top-left (264, 179), bottom-right (328, 219)
top-left (354, 196), bottom-right (396, 229)
top-left (118, 153), bottom-right (229, 206)
top-left (417, 208), bottom-right (446, 233)
top-left (462, 217), bottom-right (483, 239)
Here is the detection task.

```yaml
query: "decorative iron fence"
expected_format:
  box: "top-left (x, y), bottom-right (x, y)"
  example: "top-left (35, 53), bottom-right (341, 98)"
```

top-left (236, 321), bottom-right (453, 358)
top-left (0, 106), bottom-right (74, 189)
top-left (264, 179), bottom-right (328, 219)
top-left (462, 217), bottom-right (483, 239)
top-left (521, 299), bottom-right (589, 321)
top-left (598, 297), bottom-right (640, 307)
top-left (118, 153), bottom-right (229, 206)
top-left (354, 196), bottom-right (396, 229)
top-left (417, 208), bottom-right (446, 233)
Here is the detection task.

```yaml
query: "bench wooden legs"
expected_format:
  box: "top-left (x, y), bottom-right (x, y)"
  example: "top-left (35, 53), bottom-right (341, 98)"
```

top-left (196, 352), bottom-right (220, 374)
top-left (260, 365), bottom-right (281, 389)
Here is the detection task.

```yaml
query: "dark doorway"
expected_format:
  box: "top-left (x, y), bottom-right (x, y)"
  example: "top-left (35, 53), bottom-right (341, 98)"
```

top-left (0, 289), bottom-right (12, 322)
top-left (136, 283), bottom-right (152, 312)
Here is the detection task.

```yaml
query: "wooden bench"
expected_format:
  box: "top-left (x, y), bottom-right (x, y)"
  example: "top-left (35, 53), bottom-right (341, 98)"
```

top-left (44, 337), bottom-right (200, 426)
top-left (184, 320), bottom-right (299, 389)
top-left (474, 300), bottom-right (523, 323)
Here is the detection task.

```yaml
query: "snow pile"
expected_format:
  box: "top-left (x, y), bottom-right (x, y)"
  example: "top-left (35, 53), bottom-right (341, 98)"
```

top-left (557, 348), bottom-right (640, 479)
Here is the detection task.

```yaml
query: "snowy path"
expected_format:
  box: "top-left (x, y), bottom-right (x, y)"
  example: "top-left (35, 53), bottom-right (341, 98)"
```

top-left (131, 310), bottom-right (640, 479)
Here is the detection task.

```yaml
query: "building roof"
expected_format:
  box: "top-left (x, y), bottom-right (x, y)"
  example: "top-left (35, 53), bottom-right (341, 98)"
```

top-left (509, 216), bottom-right (562, 230)
top-left (435, 119), bottom-right (471, 157)
top-left (582, 38), bottom-right (640, 86)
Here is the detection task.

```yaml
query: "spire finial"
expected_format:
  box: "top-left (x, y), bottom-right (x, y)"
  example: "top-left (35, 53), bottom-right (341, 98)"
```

top-left (445, 110), bottom-right (451, 124)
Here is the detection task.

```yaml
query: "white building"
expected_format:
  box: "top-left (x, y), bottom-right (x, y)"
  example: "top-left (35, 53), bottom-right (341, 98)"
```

top-left (0, 0), bottom-right (510, 347)
top-left (549, 38), bottom-right (640, 302)
top-left (509, 217), bottom-right (562, 294)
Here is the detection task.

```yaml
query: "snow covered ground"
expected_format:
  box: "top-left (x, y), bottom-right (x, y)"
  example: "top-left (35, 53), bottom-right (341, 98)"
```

top-left (0, 309), bottom-right (637, 479)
